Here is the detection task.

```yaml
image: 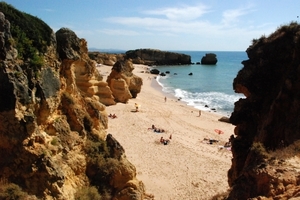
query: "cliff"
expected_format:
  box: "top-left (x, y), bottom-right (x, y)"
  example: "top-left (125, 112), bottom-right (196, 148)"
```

top-left (0, 4), bottom-right (145, 200)
top-left (227, 22), bottom-right (300, 199)
top-left (125, 48), bottom-right (192, 65)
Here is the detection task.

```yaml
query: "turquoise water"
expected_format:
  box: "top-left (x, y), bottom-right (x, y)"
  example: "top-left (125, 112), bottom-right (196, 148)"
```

top-left (153, 51), bottom-right (248, 116)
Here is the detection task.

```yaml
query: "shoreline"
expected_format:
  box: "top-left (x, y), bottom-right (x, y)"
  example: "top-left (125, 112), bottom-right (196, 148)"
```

top-left (98, 64), bottom-right (236, 199)
top-left (150, 69), bottom-right (233, 117)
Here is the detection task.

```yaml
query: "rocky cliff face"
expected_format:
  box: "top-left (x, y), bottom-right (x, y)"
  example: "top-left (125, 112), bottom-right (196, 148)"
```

top-left (228, 22), bottom-right (300, 199)
top-left (107, 60), bottom-right (143, 102)
top-left (0, 11), bottom-right (144, 200)
top-left (125, 48), bottom-right (192, 65)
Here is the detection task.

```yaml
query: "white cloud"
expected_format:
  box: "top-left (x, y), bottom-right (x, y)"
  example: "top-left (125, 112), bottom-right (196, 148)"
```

top-left (101, 3), bottom-right (272, 48)
top-left (104, 16), bottom-right (213, 34)
top-left (221, 5), bottom-right (255, 27)
top-left (142, 4), bottom-right (211, 21)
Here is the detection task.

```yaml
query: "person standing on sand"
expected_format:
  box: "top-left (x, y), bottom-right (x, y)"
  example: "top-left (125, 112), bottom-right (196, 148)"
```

top-left (135, 103), bottom-right (139, 112)
top-left (198, 110), bottom-right (201, 117)
top-left (164, 97), bottom-right (167, 102)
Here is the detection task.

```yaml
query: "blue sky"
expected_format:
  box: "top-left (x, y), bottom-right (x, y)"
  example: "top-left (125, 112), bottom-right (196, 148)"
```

top-left (2, 0), bottom-right (300, 51)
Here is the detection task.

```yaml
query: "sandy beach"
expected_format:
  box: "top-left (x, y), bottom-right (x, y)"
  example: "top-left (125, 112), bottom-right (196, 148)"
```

top-left (97, 64), bottom-right (236, 200)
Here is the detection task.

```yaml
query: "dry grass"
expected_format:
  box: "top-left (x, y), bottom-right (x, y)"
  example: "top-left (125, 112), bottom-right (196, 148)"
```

top-left (269, 140), bottom-right (300, 160)
top-left (0, 178), bottom-right (32, 200)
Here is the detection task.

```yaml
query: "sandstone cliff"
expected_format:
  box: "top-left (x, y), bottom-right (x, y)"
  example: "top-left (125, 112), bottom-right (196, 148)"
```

top-left (0, 6), bottom-right (145, 200)
top-left (125, 48), bottom-right (192, 65)
top-left (227, 22), bottom-right (300, 200)
top-left (107, 60), bottom-right (143, 103)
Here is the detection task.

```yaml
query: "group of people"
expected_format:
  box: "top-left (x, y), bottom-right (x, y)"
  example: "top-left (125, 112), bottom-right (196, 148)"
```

top-left (148, 124), bottom-right (165, 133)
top-left (160, 134), bottom-right (172, 145)
top-left (108, 113), bottom-right (117, 119)
top-left (203, 138), bottom-right (219, 145)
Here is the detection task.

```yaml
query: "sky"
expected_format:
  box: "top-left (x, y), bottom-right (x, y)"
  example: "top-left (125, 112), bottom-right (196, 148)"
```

top-left (2, 0), bottom-right (300, 51)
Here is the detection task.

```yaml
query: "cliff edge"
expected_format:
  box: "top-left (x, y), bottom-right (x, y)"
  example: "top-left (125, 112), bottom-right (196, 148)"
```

top-left (0, 4), bottom-right (145, 200)
top-left (227, 22), bottom-right (300, 200)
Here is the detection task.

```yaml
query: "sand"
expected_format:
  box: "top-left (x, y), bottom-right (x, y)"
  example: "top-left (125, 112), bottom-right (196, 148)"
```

top-left (97, 64), bottom-right (236, 200)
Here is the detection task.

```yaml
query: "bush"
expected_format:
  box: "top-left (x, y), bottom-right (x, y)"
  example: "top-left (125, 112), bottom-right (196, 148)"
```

top-left (84, 139), bottom-right (119, 195)
top-left (51, 137), bottom-right (59, 146)
top-left (0, 182), bottom-right (28, 200)
top-left (0, 2), bottom-right (53, 61)
top-left (75, 186), bottom-right (102, 200)
top-left (250, 142), bottom-right (270, 160)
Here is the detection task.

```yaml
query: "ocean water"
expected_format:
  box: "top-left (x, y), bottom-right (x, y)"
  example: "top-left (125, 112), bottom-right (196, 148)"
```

top-left (153, 51), bottom-right (248, 116)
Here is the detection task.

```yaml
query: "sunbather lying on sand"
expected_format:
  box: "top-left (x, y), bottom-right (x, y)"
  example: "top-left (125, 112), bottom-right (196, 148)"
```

top-left (203, 138), bottom-right (219, 144)
top-left (148, 125), bottom-right (165, 133)
top-left (160, 136), bottom-right (170, 145)
top-left (108, 113), bottom-right (117, 119)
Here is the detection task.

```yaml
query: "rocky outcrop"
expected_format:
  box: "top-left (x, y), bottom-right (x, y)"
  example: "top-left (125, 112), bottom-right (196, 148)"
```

top-left (88, 52), bottom-right (124, 66)
top-left (56, 29), bottom-right (116, 106)
top-left (201, 53), bottom-right (217, 65)
top-left (125, 48), bottom-right (192, 65)
top-left (107, 60), bottom-right (143, 102)
top-left (227, 22), bottom-right (300, 199)
top-left (0, 8), bottom-right (144, 200)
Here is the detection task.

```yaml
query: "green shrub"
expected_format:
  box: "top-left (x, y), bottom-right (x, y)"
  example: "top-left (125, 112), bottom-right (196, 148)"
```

top-left (250, 142), bottom-right (270, 160)
top-left (84, 139), bottom-right (119, 195)
top-left (0, 2), bottom-right (52, 61)
top-left (75, 186), bottom-right (102, 200)
top-left (0, 182), bottom-right (28, 200)
top-left (51, 137), bottom-right (59, 146)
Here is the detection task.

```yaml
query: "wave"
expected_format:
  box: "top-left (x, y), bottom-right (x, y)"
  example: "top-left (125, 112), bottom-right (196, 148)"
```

top-left (156, 75), bottom-right (243, 116)
top-left (174, 89), bottom-right (242, 115)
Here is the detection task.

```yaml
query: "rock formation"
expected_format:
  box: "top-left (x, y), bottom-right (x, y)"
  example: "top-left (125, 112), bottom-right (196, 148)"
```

top-left (107, 60), bottom-right (143, 102)
top-left (0, 6), bottom-right (145, 200)
top-left (125, 48), bottom-right (192, 65)
top-left (227, 22), bottom-right (300, 199)
top-left (88, 51), bottom-right (124, 66)
top-left (56, 28), bottom-right (116, 106)
top-left (201, 53), bottom-right (217, 65)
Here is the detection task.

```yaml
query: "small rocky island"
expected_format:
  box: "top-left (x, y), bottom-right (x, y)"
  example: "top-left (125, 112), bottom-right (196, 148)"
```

top-left (201, 53), bottom-right (218, 65)
top-left (125, 48), bottom-right (192, 65)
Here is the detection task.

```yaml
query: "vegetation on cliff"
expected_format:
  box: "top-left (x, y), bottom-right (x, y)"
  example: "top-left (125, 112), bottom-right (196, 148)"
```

top-left (0, 2), bottom-right (52, 66)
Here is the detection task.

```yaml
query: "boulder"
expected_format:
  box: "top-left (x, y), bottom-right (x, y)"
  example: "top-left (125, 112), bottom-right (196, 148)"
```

top-left (56, 28), bottom-right (81, 60)
top-left (107, 60), bottom-right (143, 102)
top-left (150, 68), bottom-right (160, 74)
top-left (201, 53), bottom-right (217, 65)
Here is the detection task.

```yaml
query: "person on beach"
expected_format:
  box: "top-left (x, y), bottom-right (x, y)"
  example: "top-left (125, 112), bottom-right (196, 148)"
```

top-left (160, 137), bottom-right (170, 145)
top-left (164, 97), bottom-right (167, 102)
top-left (198, 110), bottom-right (201, 117)
top-left (135, 103), bottom-right (139, 112)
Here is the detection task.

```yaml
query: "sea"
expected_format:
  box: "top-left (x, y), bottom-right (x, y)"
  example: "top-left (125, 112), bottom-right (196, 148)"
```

top-left (97, 49), bottom-right (248, 117)
top-left (152, 51), bottom-right (248, 117)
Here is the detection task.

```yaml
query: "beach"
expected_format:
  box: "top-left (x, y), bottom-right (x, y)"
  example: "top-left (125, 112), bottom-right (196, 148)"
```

top-left (98, 64), bottom-right (236, 200)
